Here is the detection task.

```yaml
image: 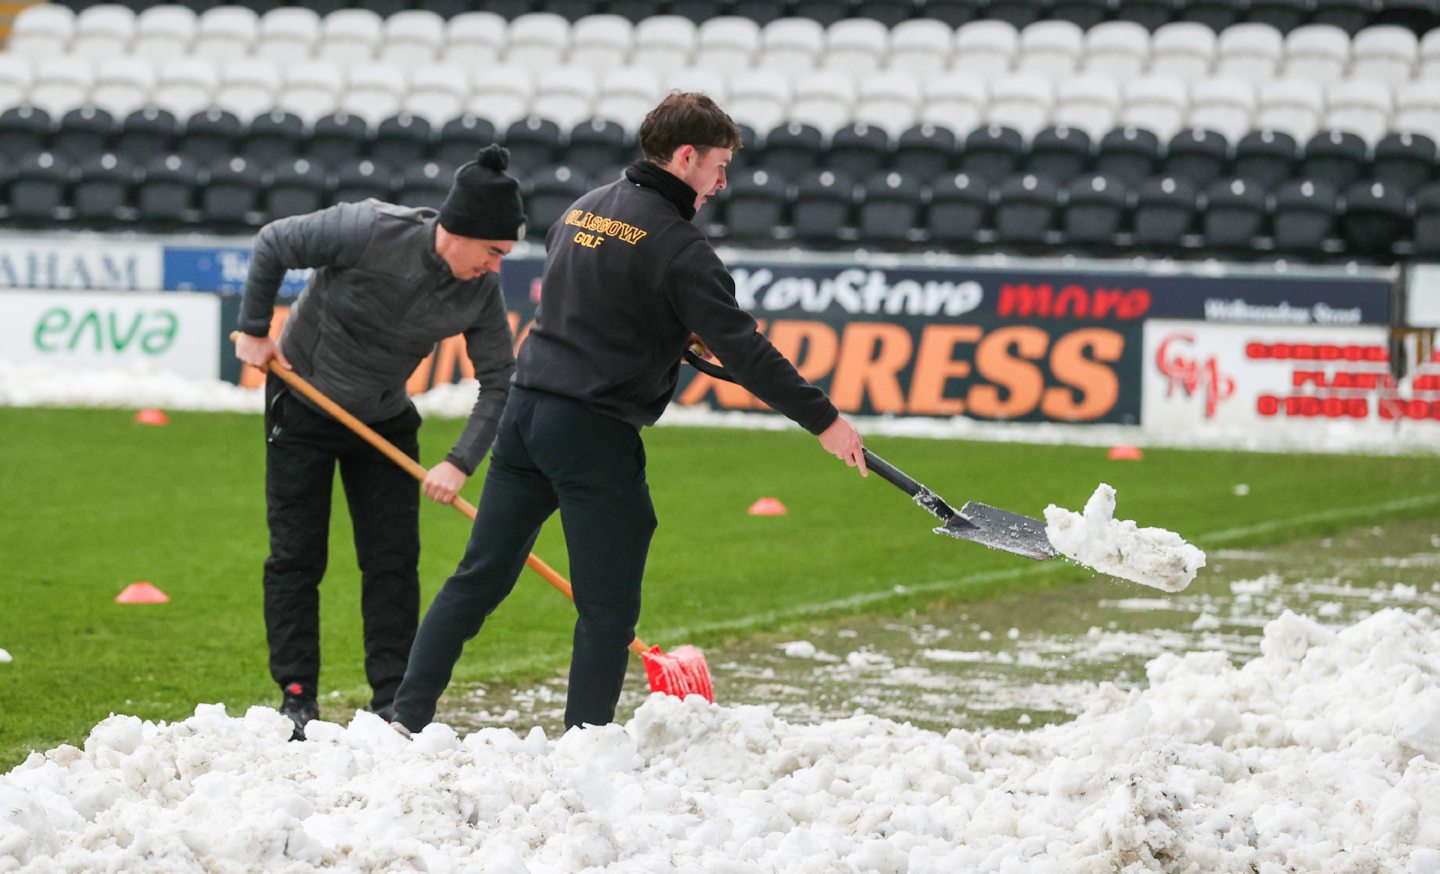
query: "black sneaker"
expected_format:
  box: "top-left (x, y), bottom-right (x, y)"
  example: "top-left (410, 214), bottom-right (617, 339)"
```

top-left (279, 682), bottom-right (319, 741)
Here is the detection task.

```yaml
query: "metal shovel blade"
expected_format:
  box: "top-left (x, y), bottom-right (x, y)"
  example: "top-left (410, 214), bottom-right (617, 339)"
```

top-left (935, 502), bottom-right (1058, 561)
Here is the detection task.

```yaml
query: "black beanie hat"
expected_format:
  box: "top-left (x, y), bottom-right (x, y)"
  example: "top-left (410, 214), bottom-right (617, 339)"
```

top-left (438, 144), bottom-right (527, 241)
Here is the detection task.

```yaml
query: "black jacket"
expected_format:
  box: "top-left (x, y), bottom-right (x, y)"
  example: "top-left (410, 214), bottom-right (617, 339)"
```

top-left (517, 162), bottom-right (838, 435)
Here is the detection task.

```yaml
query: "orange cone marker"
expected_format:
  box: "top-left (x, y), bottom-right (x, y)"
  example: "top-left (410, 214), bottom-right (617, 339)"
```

top-left (116, 582), bottom-right (170, 604)
top-left (134, 409), bottom-right (170, 426)
top-left (748, 497), bottom-right (788, 516)
top-left (1107, 445), bottom-right (1143, 461)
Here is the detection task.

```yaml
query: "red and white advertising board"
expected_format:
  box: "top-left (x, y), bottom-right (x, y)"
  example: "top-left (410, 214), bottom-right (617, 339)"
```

top-left (1143, 320), bottom-right (1440, 445)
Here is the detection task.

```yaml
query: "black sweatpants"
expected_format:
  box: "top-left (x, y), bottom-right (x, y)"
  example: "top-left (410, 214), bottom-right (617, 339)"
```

top-left (262, 373), bottom-right (421, 710)
top-left (391, 386), bottom-right (657, 731)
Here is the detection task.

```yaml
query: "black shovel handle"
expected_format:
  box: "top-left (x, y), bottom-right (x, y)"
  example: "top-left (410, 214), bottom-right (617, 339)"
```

top-left (861, 449), bottom-right (924, 497)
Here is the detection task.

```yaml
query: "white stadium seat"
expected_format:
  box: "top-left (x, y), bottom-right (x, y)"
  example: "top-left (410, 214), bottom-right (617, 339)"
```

top-left (90, 57), bottom-right (156, 119)
top-left (887, 19), bottom-right (952, 77)
top-left (381, 10), bottom-right (447, 67)
top-left (1349, 25), bottom-right (1418, 85)
top-left (72, 4), bottom-right (135, 60)
top-left (823, 18), bottom-right (888, 74)
top-left (595, 67), bottom-right (661, 131)
top-left (1149, 22), bottom-right (1217, 81)
top-left (153, 57), bottom-right (218, 120)
top-left (468, 65), bottom-right (532, 129)
top-left (1323, 78), bottom-right (1393, 145)
top-left (1255, 77), bottom-right (1326, 142)
top-left (986, 73), bottom-right (1052, 138)
top-left (954, 20), bottom-right (1018, 77)
top-left (789, 70), bottom-right (856, 134)
top-left (568, 14), bottom-right (634, 69)
top-left (1082, 21), bottom-right (1150, 79)
top-left (1281, 24), bottom-right (1350, 83)
top-left (255, 7), bottom-right (319, 66)
top-left (632, 16), bottom-right (696, 71)
top-left (134, 5), bottom-right (197, 61)
top-left (1214, 23), bottom-right (1284, 81)
top-left (405, 65), bottom-right (470, 127)
top-left (341, 63), bottom-right (409, 126)
top-left (8, 4), bottom-right (75, 58)
top-left (192, 6), bottom-right (258, 63)
top-left (317, 9), bottom-right (383, 65)
top-left (666, 67), bottom-right (728, 103)
top-left (759, 17), bottom-right (825, 74)
top-left (1054, 74), bottom-right (1122, 140)
top-left (444, 12), bottom-right (507, 68)
top-left (1120, 75), bottom-right (1189, 141)
top-left (854, 70), bottom-right (922, 137)
top-left (1017, 19), bottom-right (1083, 77)
top-left (215, 59), bottom-right (282, 122)
top-left (1188, 77), bottom-right (1257, 143)
top-left (531, 66), bottom-right (598, 130)
top-left (0, 56), bottom-right (33, 108)
top-left (1419, 29), bottom-right (1440, 80)
top-left (726, 71), bottom-right (791, 133)
top-left (504, 13), bottom-right (570, 71)
top-left (1393, 81), bottom-right (1440, 143)
top-left (920, 72), bottom-right (987, 133)
top-left (277, 60), bottom-right (344, 125)
top-left (694, 17), bottom-right (760, 70)
top-left (29, 57), bottom-right (93, 118)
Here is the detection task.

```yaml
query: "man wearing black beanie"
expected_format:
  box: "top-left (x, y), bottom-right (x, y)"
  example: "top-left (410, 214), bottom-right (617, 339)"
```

top-left (235, 145), bottom-right (526, 740)
top-left (390, 93), bottom-right (866, 736)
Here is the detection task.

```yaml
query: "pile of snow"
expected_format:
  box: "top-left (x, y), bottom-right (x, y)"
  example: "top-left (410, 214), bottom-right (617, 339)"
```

top-left (1046, 484), bottom-right (1207, 592)
top-left (4, 609), bottom-right (1438, 873)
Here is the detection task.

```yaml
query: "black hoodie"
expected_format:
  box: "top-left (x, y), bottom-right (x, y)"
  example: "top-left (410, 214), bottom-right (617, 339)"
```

top-left (516, 161), bottom-right (839, 435)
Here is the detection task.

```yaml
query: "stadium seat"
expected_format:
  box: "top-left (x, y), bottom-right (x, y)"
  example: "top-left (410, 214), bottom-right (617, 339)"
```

top-left (1202, 177), bottom-right (1269, 250)
top-left (444, 12), bottom-right (508, 67)
top-left (277, 61), bottom-right (344, 126)
top-left (1017, 20), bottom-right (1084, 78)
top-left (927, 171), bottom-right (991, 244)
top-left (153, 58), bottom-right (219, 123)
top-left (1420, 28), bottom-right (1440, 78)
top-left (791, 168), bottom-right (854, 241)
top-left (1301, 130), bottom-right (1370, 192)
top-left (1339, 178), bottom-right (1410, 257)
top-left (192, 6), bottom-right (258, 62)
top-left (7, 151), bottom-right (72, 223)
top-left (50, 107), bottom-right (116, 163)
top-left (988, 0), bottom-right (1045, 28)
top-left (1051, 0), bottom-right (1111, 28)
top-left (435, 115), bottom-right (499, 167)
top-left (1052, 76), bottom-right (1121, 140)
top-left (0, 56), bottom-right (32, 110)
top-left (1323, 78), bottom-right (1394, 146)
top-left (1113, 0), bottom-right (1181, 31)
top-left (1215, 24), bottom-right (1285, 81)
top-left (307, 112), bottom-right (371, 166)
top-left (1250, 0), bottom-right (1312, 32)
top-left (854, 71), bottom-right (921, 138)
top-left (953, 20), bottom-right (1019, 77)
top-left (1149, 22), bottom-right (1216, 82)
top-left (525, 164), bottom-right (591, 231)
top-left (264, 157), bottom-right (328, 220)
top-left (502, 115), bottom-right (564, 176)
top-left (760, 121), bottom-right (826, 179)
top-left (566, 118), bottom-right (630, 178)
top-left (115, 107), bottom-right (178, 163)
top-left (893, 124), bottom-right (958, 181)
top-left (594, 68), bottom-right (661, 132)
top-left (135, 153), bottom-right (199, 225)
top-left (758, 17), bottom-right (825, 74)
top-left (568, 14), bottom-right (633, 69)
top-left (857, 171), bottom-right (925, 243)
top-left (546, 0), bottom-right (607, 21)
top-left (89, 57), bottom-right (154, 121)
top-left (1188, 78), bottom-right (1257, 144)
top-left (404, 66), bottom-right (469, 128)
top-left (1131, 175), bottom-right (1198, 250)
top-left (254, 6), bottom-right (319, 66)
top-left (1027, 125), bottom-right (1092, 185)
top-left (731, 0), bottom-right (786, 27)
top-left (661, 0), bottom-right (721, 23)
top-left (239, 110), bottom-right (303, 167)
top-left (993, 173), bottom-right (1060, 246)
top-left (1181, 0), bottom-right (1244, 32)
top-left (1119, 76), bottom-right (1188, 143)
top-left (27, 57), bottom-right (93, 121)
top-left (1282, 24), bottom-right (1351, 83)
top-left (961, 124), bottom-right (1027, 183)
top-left (1412, 182), bottom-right (1440, 256)
top-left (341, 63), bottom-right (408, 127)
top-left (1082, 21), bottom-right (1150, 79)
top-left (1233, 128), bottom-right (1300, 190)
top-left (381, 10), bottom-right (446, 66)
top-left (694, 16), bottom-right (760, 69)
top-left (0, 107), bottom-right (53, 160)
top-left (790, 71), bottom-right (857, 135)
top-left (888, 19), bottom-right (952, 77)
top-left (822, 18), bottom-right (888, 74)
top-left (1094, 126), bottom-right (1162, 187)
top-left (926, 0), bottom-right (983, 28)
top-left (722, 167), bottom-right (788, 242)
top-left (1394, 81), bottom-right (1440, 144)
top-left (724, 72), bottom-right (790, 135)
top-left (1272, 178), bottom-right (1340, 255)
top-left (369, 113), bottom-right (434, 170)
top-left (986, 73), bottom-right (1053, 139)
top-left (504, 12), bottom-right (572, 70)
top-left (468, 66), bottom-right (532, 130)
top-left (178, 108), bottom-right (244, 167)
top-left (201, 155), bottom-right (264, 227)
top-left (395, 160), bottom-right (453, 211)
top-left (827, 122), bottom-right (892, 181)
top-left (633, 16), bottom-right (695, 70)
top-left (1312, 0), bottom-right (1376, 34)
top-left (72, 4), bottom-right (135, 59)
top-left (1165, 128), bottom-right (1230, 188)
top-left (216, 59), bottom-right (281, 124)
top-left (316, 9), bottom-right (382, 65)
top-left (71, 151), bottom-right (136, 225)
top-left (1350, 26), bottom-right (1418, 84)
top-left (1371, 0), bottom-right (1440, 30)
top-left (854, 0), bottom-right (915, 27)
top-left (1371, 131), bottom-right (1437, 192)
top-left (920, 73), bottom-right (987, 133)
top-left (1255, 79), bottom-right (1326, 143)
top-left (1063, 173), bottom-right (1129, 247)
top-left (8, 5), bottom-right (76, 59)
top-left (329, 157), bottom-right (394, 205)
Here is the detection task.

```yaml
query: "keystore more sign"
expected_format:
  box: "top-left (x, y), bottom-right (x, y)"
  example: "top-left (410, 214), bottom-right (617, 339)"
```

top-left (0, 290), bottom-right (221, 380)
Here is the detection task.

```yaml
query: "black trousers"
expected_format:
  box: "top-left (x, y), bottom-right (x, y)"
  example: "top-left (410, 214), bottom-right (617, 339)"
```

top-left (392, 387), bottom-right (657, 731)
top-left (263, 374), bottom-right (421, 710)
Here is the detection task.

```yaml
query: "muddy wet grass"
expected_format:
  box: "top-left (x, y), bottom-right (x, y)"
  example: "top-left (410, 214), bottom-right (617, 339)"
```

top-left (3, 405), bottom-right (1439, 766)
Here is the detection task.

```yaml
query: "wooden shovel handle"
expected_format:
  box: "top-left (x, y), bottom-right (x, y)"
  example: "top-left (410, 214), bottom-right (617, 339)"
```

top-left (234, 334), bottom-right (649, 656)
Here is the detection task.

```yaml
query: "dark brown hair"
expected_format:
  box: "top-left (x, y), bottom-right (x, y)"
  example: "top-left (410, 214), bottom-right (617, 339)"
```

top-left (638, 91), bottom-right (743, 163)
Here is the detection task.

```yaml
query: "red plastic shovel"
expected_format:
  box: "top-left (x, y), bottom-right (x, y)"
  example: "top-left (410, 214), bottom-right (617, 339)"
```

top-left (243, 345), bottom-right (714, 702)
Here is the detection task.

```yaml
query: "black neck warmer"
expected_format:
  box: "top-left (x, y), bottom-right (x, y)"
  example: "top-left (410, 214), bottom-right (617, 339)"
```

top-left (624, 160), bottom-right (697, 222)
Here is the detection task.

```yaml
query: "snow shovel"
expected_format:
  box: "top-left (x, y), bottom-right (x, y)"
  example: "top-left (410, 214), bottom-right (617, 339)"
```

top-left (684, 349), bottom-right (1057, 561)
top-left (238, 339), bottom-right (714, 702)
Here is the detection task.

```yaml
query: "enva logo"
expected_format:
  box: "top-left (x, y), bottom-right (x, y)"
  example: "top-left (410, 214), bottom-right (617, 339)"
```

top-left (1155, 332), bottom-right (1235, 418)
top-left (32, 306), bottom-right (179, 355)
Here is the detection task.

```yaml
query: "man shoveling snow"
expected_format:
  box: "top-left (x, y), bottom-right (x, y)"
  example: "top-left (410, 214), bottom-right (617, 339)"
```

top-left (1044, 483), bottom-right (1206, 592)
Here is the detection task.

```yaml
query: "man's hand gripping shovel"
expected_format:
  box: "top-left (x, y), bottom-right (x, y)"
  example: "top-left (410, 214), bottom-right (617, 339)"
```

top-left (235, 334), bottom-right (714, 703)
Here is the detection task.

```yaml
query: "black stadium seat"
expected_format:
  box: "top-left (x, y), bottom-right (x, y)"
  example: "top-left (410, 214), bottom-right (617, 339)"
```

top-left (1372, 131), bottom-right (1437, 193)
top-left (179, 108), bottom-right (245, 167)
top-left (8, 152), bottom-right (72, 223)
top-left (1094, 126), bottom-right (1161, 187)
top-left (244, 110), bottom-right (307, 167)
top-left (525, 164), bottom-right (590, 232)
top-left (925, 0), bottom-right (983, 27)
top-left (71, 152), bottom-right (136, 225)
top-left (760, 121), bottom-right (825, 180)
top-left (994, 173), bottom-right (1060, 246)
top-left (1182, 0), bottom-right (1244, 31)
top-left (371, 113), bottom-right (435, 171)
top-left (858, 170), bottom-right (924, 243)
top-left (1372, 0), bottom-right (1440, 30)
top-left (1052, 0), bottom-right (1112, 28)
top-left (855, 0), bottom-right (915, 27)
top-left (566, 118), bottom-right (629, 179)
top-left (265, 157), bottom-right (328, 220)
top-left (136, 153), bottom-right (200, 225)
top-left (330, 158), bottom-right (394, 205)
top-left (1132, 175), bottom-right (1198, 251)
top-left (792, 0), bottom-right (853, 26)
top-left (722, 167), bottom-right (789, 242)
top-left (1249, 0), bottom-right (1312, 31)
top-left (52, 107), bottom-right (117, 162)
top-left (1233, 129), bottom-right (1300, 191)
top-left (1272, 178), bottom-right (1340, 255)
top-left (435, 115), bottom-right (499, 167)
top-left (396, 161), bottom-right (455, 211)
top-left (893, 124), bottom-right (957, 181)
top-left (115, 108), bottom-right (178, 164)
top-left (0, 106), bottom-right (53, 159)
top-left (1115, 0), bottom-right (1179, 30)
top-left (201, 156), bottom-right (265, 227)
top-left (828, 123), bottom-right (892, 182)
top-left (960, 125), bottom-right (1027, 183)
top-left (791, 168), bottom-right (854, 242)
top-left (1413, 182), bottom-right (1440, 257)
top-left (1301, 130), bottom-right (1369, 192)
top-left (1028, 125), bottom-right (1092, 186)
top-left (1340, 178), bottom-right (1411, 258)
top-left (1063, 174), bottom-right (1129, 247)
top-left (502, 115), bottom-right (564, 176)
top-left (1166, 128), bottom-right (1230, 189)
top-left (927, 171), bottom-right (990, 244)
top-left (1203, 177), bottom-right (1270, 250)
top-left (987, 0), bottom-right (1044, 28)
top-left (308, 112), bottom-right (371, 167)
top-left (1312, 0), bottom-right (1376, 33)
